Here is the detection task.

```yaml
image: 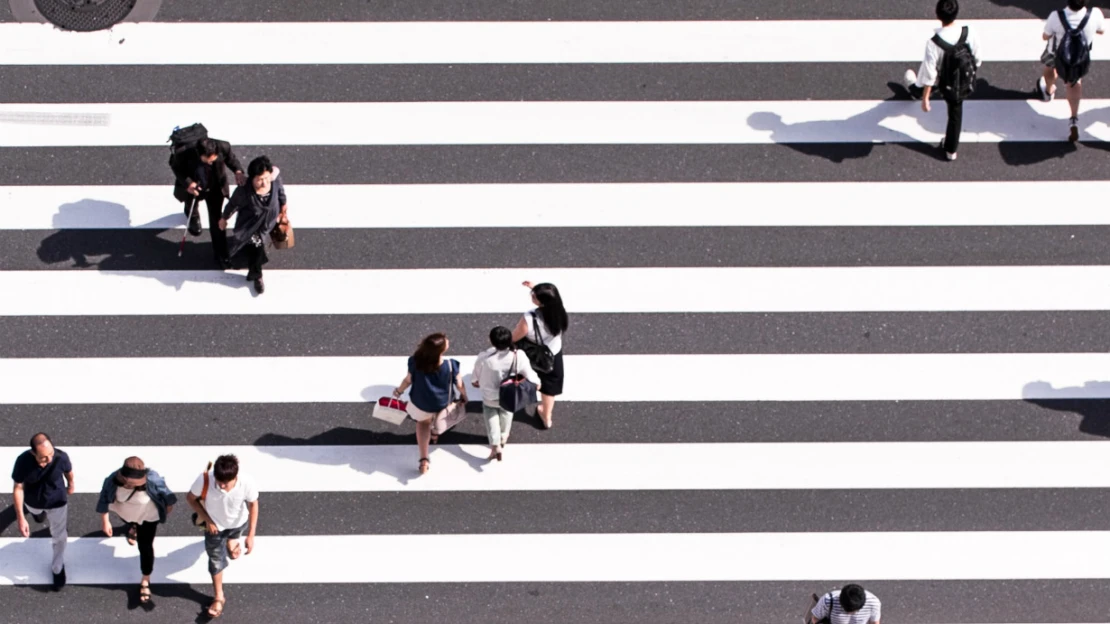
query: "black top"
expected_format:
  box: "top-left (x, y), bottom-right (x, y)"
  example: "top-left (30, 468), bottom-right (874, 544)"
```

top-left (170, 138), bottom-right (244, 199)
top-left (11, 449), bottom-right (72, 510)
top-left (223, 176), bottom-right (287, 258)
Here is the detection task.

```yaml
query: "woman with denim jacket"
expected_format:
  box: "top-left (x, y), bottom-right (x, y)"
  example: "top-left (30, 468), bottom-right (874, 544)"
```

top-left (96, 457), bottom-right (177, 603)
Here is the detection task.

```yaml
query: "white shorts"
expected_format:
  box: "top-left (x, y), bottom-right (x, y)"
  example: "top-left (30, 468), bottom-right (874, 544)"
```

top-left (406, 403), bottom-right (440, 422)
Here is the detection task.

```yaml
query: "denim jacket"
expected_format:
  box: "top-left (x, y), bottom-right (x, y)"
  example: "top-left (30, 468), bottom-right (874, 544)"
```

top-left (95, 469), bottom-right (177, 524)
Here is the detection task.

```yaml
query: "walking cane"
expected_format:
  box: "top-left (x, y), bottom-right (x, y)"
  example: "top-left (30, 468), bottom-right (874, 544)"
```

top-left (178, 194), bottom-right (199, 257)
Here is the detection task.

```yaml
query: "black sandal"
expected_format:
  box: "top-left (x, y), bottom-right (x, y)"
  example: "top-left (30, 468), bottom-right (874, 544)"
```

top-left (418, 457), bottom-right (430, 474)
top-left (139, 581), bottom-right (151, 603)
top-left (126, 524), bottom-right (138, 546)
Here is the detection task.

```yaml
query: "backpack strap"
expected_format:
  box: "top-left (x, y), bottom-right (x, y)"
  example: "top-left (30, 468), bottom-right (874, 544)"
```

top-left (1077, 9), bottom-right (1091, 33)
top-left (1058, 8), bottom-right (1089, 34)
top-left (931, 32), bottom-right (954, 52)
top-left (957, 25), bottom-right (968, 46)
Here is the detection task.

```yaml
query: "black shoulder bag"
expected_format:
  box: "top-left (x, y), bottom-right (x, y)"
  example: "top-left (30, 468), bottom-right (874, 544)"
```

top-left (514, 311), bottom-right (555, 374)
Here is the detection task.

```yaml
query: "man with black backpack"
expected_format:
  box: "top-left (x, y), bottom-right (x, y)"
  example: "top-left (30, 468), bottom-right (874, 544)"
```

top-left (902, 0), bottom-right (982, 162)
top-left (1035, 0), bottom-right (1104, 142)
top-left (169, 124), bottom-right (246, 268)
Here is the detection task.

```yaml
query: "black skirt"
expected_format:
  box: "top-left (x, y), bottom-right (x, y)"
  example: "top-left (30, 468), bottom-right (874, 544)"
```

top-left (537, 350), bottom-right (564, 397)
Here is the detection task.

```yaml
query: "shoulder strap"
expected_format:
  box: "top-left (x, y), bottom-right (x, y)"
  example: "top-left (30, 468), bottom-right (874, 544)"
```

top-left (931, 33), bottom-right (954, 52)
top-left (530, 311), bottom-right (546, 346)
top-left (958, 25), bottom-right (968, 46)
top-left (1059, 9), bottom-right (1073, 33)
top-left (1077, 9), bottom-right (1091, 32)
top-left (199, 461), bottom-right (212, 502)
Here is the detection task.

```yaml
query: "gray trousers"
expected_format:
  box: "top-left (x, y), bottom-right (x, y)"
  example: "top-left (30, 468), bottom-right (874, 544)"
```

top-left (25, 503), bottom-right (67, 574)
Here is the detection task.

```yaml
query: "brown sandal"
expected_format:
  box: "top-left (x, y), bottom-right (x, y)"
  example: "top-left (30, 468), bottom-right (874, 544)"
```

top-left (418, 457), bottom-right (430, 474)
top-left (126, 524), bottom-right (138, 546)
top-left (227, 540), bottom-right (242, 560)
top-left (207, 597), bottom-right (225, 618)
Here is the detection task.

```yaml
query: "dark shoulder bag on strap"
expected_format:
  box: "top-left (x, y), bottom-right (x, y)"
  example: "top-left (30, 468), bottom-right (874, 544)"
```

top-left (514, 311), bottom-right (555, 374)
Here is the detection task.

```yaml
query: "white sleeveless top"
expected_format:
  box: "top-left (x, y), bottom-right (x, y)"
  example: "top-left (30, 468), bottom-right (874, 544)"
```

top-left (522, 308), bottom-right (562, 355)
top-left (109, 487), bottom-right (160, 524)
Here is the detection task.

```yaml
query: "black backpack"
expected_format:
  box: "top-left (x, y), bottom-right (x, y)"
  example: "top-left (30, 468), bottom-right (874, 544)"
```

top-left (1054, 8), bottom-right (1092, 85)
top-left (167, 123), bottom-right (208, 171)
top-left (932, 27), bottom-right (976, 102)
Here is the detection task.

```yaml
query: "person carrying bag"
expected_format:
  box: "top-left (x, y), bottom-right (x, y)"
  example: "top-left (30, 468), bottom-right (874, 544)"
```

top-left (392, 333), bottom-right (468, 475)
top-left (472, 326), bottom-right (540, 461)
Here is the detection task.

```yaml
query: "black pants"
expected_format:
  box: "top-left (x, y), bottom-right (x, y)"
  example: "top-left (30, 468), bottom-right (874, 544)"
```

top-left (184, 192), bottom-right (229, 260)
top-left (130, 521), bottom-right (159, 576)
top-left (908, 86), bottom-right (963, 155)
top-left (941, 95), bottom-right (963, 155)
top-left (243, 242), bottom-right (268, 281)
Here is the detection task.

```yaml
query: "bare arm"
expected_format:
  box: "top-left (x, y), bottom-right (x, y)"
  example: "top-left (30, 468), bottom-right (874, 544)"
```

top-left (185, 491), bottom-right (218, 534)
top-left (12, 482), bottom-right (28, 537)
top-left (393, 373), bottom-right (413, 397)
top-left (510, 316), bottom-right (529, 342)
top-left (245, 500), bottom-right (259, 554)
top-left (65, 470), bottom-right (74, 495)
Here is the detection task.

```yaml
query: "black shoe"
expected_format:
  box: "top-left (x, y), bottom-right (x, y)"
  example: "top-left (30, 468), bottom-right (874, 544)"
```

top-left (53, 567), bottom-right (66, 590)
top-left (215, 256), bottom-right (232, 270)
top-left (188, 219), bottom-right (203, 237)
top-left (31, 511), bottom-right (46, 523)
top-left (254, 278), bottom-right (265, 294)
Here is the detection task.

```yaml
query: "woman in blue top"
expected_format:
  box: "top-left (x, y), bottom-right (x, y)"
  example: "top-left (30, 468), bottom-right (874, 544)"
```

top-left (393, 333), bottom-right (468, 474)
top-left (95, 457), bottom-right (177, 603)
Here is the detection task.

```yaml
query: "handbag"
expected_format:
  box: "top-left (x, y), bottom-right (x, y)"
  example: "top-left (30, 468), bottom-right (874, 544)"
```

top-left (372, 396), bottom-right (409, 425)
top-left (432, 360), bottom-right (469, 435)
top-left (514, 311), bottom-right (555, 374)
top-left (270, 212), bottom-right (294, 249)
top-left (499, 350), bottom-right (538, 413)
top-left (190, 461), bottom-right (213, 529)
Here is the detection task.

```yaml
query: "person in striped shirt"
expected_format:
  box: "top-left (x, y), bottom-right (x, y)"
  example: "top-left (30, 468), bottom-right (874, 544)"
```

top-left (808, 584), bottom-right (881, 624)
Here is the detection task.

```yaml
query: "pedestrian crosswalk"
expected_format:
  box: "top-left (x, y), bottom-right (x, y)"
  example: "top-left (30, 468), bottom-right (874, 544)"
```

top-left (1, 0), bottom-right (1109, 622)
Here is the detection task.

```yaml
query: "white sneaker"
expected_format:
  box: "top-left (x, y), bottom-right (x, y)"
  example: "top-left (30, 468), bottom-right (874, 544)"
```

top-left (1036, 76), bottom-right (1054, 102)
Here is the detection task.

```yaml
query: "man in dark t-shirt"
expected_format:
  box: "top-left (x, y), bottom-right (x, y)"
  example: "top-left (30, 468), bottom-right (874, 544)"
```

top-left (12, 432), bottom-right (74, 589)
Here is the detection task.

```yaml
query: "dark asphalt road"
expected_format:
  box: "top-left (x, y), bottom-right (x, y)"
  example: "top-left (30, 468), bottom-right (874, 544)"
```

top-left (0, 0), bottom-right (1108, 622)
top-left (0, 0), bottom-right (1068, 21)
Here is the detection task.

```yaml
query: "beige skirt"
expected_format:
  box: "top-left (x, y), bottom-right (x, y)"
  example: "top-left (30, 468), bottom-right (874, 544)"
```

top-left (406, 403), bottom-right (441, 423)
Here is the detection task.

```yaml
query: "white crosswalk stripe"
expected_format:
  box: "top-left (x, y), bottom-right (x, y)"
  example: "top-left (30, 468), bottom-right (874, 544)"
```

top-left (0, 5), bottom-right (1107, 623)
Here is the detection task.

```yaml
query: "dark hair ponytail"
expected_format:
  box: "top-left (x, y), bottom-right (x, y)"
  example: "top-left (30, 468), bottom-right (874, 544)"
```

top-left (532, 283), bottom-right (568, 337)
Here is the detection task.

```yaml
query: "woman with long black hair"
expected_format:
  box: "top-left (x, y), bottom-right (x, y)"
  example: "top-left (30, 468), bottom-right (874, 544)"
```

top-left (393, 333), bottom-right (468, 474)
top-left (511, 281), bottom-right (569, 429)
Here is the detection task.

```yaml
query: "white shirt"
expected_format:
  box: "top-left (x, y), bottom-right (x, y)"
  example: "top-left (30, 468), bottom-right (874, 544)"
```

top-left (521, 308), bottom-right (563, 355)
top-left (915, 22), bottom-right (983, 87)
top-left (109, 487), bottom-right (160, 524)
top-left (1045, 7), bottom-right (1105, 50)
top-left (811, 590), bottom-right (882, 624)
top-left (189, 471), bottom-right (258, 531)
top-left (472, 347), bottom-right (541, 407)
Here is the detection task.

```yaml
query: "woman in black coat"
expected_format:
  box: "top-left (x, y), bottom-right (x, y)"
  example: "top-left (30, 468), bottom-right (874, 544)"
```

top-left (218, 156), bottom-right (286, 295)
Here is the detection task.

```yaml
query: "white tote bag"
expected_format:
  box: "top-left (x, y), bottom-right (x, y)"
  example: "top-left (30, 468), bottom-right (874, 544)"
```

top-left (372, 397), bottom-right (409, 425)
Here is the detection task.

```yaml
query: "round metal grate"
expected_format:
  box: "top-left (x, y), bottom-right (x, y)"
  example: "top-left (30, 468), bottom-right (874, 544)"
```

top-left (33, 0), bottom-right (138, 32)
